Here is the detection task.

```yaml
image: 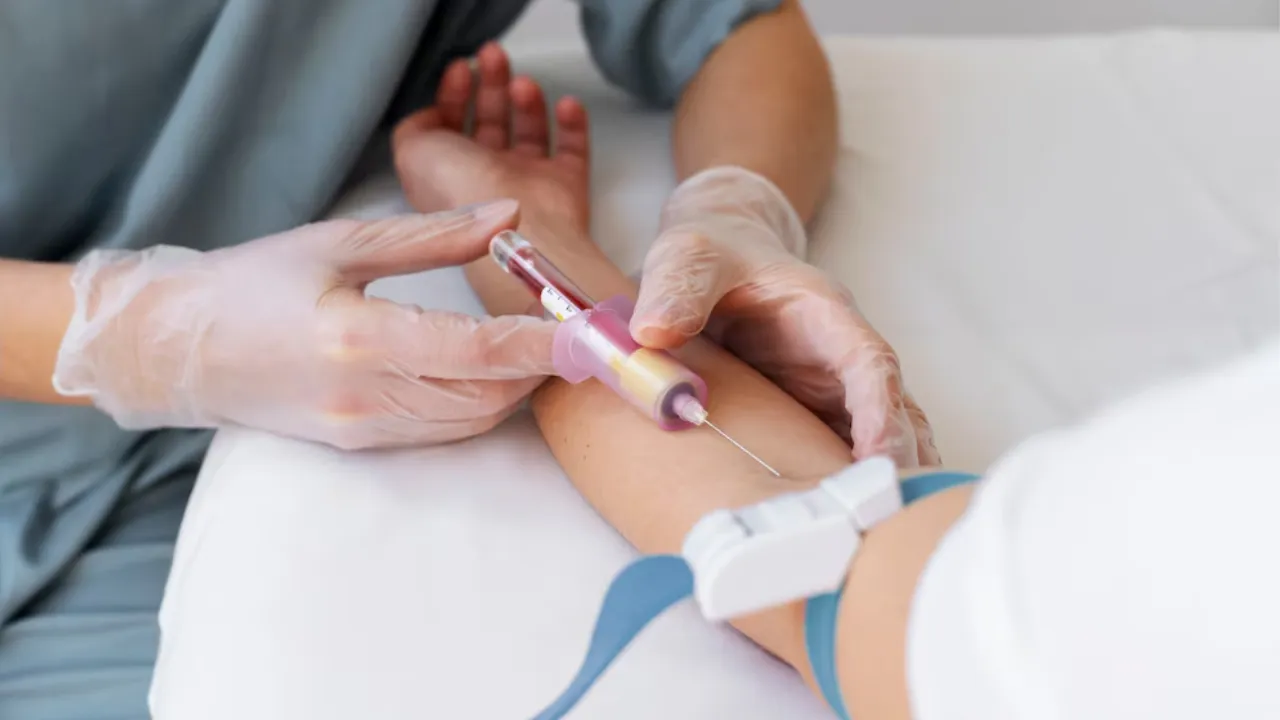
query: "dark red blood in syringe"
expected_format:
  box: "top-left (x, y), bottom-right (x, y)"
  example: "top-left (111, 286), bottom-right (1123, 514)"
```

top-left (505, 251), bottom-right (592, 311)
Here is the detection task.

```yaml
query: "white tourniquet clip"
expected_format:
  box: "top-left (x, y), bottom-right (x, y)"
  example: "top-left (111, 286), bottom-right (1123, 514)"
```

top-left (531, 456), bottom-right (941, 720)
top-left (682, 456), bottom-right (902, 621)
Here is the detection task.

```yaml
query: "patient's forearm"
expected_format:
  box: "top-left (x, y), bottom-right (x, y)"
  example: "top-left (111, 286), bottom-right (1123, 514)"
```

top-left (0, 259), bottom-right (83, 405)
top-left (466, 211), bottom-right (852, 665)
top-left (465, 212), bottom-right (972, 714)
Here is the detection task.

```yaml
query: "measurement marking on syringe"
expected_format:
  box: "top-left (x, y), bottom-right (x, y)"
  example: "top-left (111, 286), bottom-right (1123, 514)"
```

top-left (540, 287), bottom-right (580, 322)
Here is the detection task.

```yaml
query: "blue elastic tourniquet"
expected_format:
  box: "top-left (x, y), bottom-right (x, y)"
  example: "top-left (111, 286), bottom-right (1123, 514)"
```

top-left (805, 589), bottom-right (852, 720)
top-left (531, 554), bottom-right (694, 719)
top-left (803, 471), bottom-right (981, 720)
top-left (533, 471), bottom-right (980, 719)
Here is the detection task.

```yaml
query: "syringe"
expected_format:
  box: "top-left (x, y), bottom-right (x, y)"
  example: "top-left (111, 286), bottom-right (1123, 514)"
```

top-left (490, 231), bottom-right (780, 477)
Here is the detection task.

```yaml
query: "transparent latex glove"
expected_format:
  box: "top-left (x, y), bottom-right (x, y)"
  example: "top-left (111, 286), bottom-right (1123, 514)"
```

top-left (631, 167), bottom-right (938, 467)
top-left (53, 200), bottom-right (558, 449)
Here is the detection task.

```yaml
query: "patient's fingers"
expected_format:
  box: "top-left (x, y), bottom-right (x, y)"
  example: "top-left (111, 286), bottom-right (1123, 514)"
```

top-left (474, 43), bottom-right (512, 149)
top-left (554, 96), bottom-right (590, 166)
top-left (511, 75), bottom-right (550, 156)
top-left (437, 59), bottom-right (472, 132)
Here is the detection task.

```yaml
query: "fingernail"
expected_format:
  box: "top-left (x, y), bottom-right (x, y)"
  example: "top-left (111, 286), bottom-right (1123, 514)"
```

top-left (462, 198), bottom-right (519, 223)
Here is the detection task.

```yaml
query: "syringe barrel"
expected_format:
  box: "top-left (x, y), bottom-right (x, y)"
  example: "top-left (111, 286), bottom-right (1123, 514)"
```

top-left (489, 231), bottom-right (593, 320)
top-left (487, 232), bottom-right (709, 429)
top-left (553, 295), bottom-right (708, 430)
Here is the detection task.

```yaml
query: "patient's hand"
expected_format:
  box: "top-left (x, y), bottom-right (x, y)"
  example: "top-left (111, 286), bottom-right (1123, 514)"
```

top-left (393, 43), bottom-right (591, 231)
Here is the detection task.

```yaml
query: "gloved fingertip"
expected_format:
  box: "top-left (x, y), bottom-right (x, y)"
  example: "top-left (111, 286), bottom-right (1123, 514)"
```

top-left (891, 446), bottom-right (922, 470)
top-left (630, 321), bottom-right (689, 350)
top-left (852, 439), bottom-right (916, 470)
top-left (849, 412), bottom-right (918, 469)
top-left (530, 346), bottom-right (558, 377)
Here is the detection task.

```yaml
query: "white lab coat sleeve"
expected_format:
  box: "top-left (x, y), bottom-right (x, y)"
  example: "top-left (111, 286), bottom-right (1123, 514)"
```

top-left (905, 341), bottom-right (1280, 720)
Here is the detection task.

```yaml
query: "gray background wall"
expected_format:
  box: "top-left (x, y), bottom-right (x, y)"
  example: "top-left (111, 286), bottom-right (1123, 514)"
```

top-left (504, 0), bottom-right (1277, 48)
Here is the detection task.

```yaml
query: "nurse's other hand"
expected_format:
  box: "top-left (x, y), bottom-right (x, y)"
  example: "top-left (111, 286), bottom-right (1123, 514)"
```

top-left (52, 200), bottom-right (557, 449)
top-left (631, 167), bottom-right (939, 467)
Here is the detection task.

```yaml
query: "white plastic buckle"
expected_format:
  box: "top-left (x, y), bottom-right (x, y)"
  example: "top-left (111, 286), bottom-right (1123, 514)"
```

top-left (681, 456), bottom-right (902, 622)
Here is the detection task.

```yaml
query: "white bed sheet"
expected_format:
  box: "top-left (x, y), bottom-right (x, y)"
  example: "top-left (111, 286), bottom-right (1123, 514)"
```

top-left (151, 33), bottom-right (1280, 719)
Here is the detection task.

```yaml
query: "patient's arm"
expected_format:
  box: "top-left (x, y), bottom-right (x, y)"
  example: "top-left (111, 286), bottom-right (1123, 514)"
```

top-left (471, 209), bottom-right (854, 663)
top-left (672, 0), bottom-right (837, 220)
top-left (392, 51), bottom-right (966, 717)
top-left (468, 210), bottom-right (973, 720)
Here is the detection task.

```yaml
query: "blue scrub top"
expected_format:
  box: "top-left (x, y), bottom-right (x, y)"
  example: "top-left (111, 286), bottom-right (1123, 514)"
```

top-left (0, 0), bottom-right (781, 716)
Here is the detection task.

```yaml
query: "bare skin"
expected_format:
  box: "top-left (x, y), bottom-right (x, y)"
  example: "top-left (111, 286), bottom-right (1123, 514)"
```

top-left (393, 43), bottom-right (971, 720)
top-left (670, 0), bottom-right (838, 222)
top-left (0, 260), bottom-right (83, 405)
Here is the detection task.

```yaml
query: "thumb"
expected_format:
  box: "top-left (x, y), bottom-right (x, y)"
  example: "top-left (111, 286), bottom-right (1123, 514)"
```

top-left (334, 199), bottom-right (520, 284)
top-left (630, 232), bottom-right (746, 349)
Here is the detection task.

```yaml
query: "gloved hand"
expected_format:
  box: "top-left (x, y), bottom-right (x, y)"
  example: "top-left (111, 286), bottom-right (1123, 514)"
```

top-left (53, 199), bottom-right (556, 449)
top-left (631, 167), bottom-right (939, 467)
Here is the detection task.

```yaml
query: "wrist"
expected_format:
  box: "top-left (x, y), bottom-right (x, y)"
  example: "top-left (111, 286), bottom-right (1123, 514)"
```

top-left (517, 211), bottom-right (592, 258)
top-left (464, 208), bottom-right (625, 318)
top-left (0, 260), bottom-right (84, 405)
top-left (55, 246), bottom-right (210, 427)
top-left (518, 212), bottom-right (635, 303)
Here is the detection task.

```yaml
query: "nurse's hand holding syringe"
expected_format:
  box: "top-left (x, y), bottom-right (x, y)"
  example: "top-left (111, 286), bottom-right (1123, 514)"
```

top-left (630, 167), bottom-right (939, 467)
top-left (44, 199), bottom-right (558, 449)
